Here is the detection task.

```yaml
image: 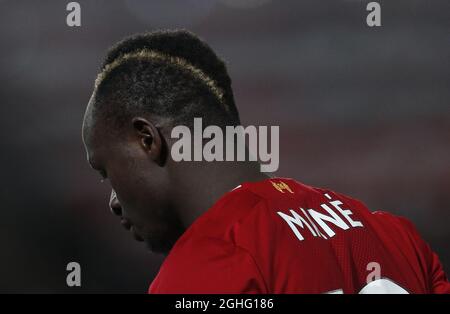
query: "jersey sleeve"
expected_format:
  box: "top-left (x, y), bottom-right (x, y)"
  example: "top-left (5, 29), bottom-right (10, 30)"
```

top-left (396, 216), bottom-right (450, 294)
top-left (148, 237), bottom-right (268, 294)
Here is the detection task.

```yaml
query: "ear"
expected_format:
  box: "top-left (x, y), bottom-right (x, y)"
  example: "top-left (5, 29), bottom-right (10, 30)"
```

top-left (132, 117), bottom-right (166, 166)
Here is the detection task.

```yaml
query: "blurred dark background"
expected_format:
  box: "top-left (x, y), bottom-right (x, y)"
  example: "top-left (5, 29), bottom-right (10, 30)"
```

top-left (0, 0), bottom-right (448, 293)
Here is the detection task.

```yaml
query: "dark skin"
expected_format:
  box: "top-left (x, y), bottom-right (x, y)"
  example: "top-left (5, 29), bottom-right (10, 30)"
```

top-left (82, 97), bottom-right (269, 255)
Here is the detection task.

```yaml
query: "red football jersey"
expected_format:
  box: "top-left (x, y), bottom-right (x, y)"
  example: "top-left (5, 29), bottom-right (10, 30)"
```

top-left (149, 178), bottom-right (449, 294)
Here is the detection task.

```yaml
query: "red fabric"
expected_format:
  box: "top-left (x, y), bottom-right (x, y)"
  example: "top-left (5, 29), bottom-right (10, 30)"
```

top-left (149, 178), bottom-right (449, 294)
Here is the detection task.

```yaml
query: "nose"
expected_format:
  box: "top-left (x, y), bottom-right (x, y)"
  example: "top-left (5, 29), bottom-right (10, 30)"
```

top-left (109, 189), bottom-right (122, 217)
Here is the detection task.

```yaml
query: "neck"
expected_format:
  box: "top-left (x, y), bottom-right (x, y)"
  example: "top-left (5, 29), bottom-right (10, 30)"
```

top-left (170, 161), bottom-right (270, 230)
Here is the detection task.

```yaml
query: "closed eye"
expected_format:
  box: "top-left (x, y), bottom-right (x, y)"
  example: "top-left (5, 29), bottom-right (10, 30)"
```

top-left (99, 169), bottom-right (108, 182)
top-left (87, 158), bottom-right (107, 182)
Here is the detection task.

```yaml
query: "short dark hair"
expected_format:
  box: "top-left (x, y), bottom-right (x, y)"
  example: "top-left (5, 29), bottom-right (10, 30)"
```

top-left (92, 29), bottom-right (240, 130)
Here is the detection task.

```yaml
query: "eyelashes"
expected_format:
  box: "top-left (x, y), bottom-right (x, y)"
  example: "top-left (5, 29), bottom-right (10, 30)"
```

top-left (99, 169), bottom-right (108, 182)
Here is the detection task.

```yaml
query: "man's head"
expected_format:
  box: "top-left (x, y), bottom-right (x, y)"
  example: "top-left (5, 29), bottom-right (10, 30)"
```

top-left (82, 30), bottom-right (240, 253)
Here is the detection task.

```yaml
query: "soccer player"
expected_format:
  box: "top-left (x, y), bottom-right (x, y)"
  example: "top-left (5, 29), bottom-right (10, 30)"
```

top-left (82, 30), bottom-right (449, 294)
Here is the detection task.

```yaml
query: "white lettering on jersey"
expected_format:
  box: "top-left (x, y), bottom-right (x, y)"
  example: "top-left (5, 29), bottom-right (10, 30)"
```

top-left (277, 193), bottom-right (364, 242)
top-left (277, 210), bottom-right (317, 241)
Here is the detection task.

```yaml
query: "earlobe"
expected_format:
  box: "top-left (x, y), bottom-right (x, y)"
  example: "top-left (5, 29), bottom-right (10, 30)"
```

top-left (132, 117), bottom-right (166, 166)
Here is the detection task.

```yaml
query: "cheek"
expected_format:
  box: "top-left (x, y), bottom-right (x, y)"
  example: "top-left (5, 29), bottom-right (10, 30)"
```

top-left (109, 166), bottom-right (146, 207)
top-left (109, 160), bottom-right (162, 218)
top-left (106, 145), bottom-right (170, 220)
top-left (107, 148), bottom-right (146, 197)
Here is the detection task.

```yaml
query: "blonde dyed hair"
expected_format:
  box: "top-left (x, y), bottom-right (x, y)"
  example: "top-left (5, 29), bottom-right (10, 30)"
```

top-left (94, 49), bottom-right (229, 113)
